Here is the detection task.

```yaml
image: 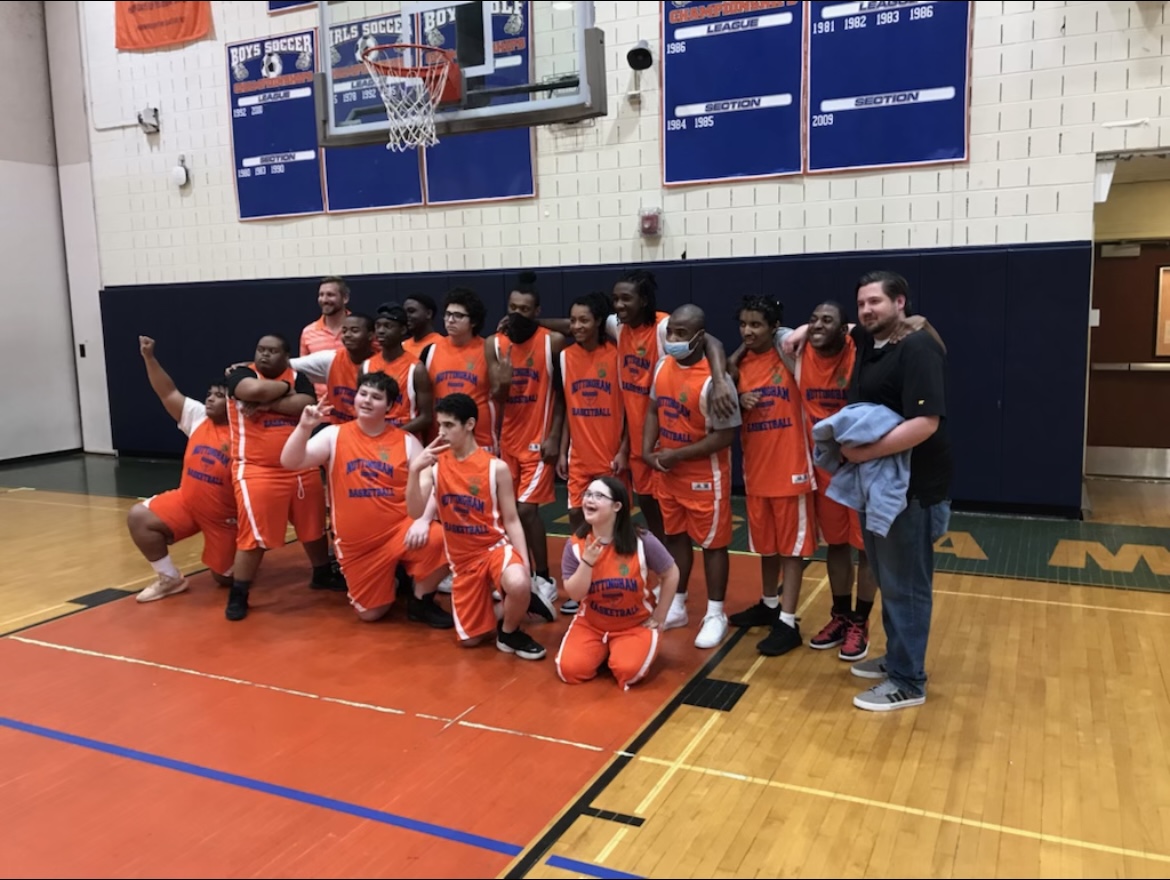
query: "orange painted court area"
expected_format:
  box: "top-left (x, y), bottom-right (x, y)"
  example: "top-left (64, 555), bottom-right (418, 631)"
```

top-left (0, 536), bottom-right (760, 878)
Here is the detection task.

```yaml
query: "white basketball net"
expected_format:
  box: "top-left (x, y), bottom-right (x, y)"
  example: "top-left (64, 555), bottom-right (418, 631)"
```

top-left (362, 46), bottom-right (452, 152)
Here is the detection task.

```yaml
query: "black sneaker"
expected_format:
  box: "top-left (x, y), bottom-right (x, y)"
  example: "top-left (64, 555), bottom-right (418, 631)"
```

top-left (225, 586), bottom-right (250, 621)
top-left (728, 600), bottom-right (780, 628)
top-left (527, 588), bottom-right (555, 623)
top-left (496, 624), bottom-right (547, 660)
top-left (310, 564), bottom-right (348, 592)
top-left (407, 594), bottom-right (454, 629)
top-left (757, 619), bottom-right (802, 657)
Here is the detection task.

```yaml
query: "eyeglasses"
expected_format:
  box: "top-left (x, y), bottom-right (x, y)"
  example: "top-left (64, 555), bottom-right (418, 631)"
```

top-left (444, 311), bottom-right (470, 322)
top-left (581, 490), bottom-right (614, 502)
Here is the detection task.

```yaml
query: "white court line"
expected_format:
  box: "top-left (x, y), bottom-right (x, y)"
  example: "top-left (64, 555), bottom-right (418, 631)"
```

top-left (6, 635), bottom-right (634, 756)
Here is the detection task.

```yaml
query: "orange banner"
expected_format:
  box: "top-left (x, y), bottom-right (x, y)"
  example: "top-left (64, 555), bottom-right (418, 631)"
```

top-left (115, 1), bottom-right (211, 51)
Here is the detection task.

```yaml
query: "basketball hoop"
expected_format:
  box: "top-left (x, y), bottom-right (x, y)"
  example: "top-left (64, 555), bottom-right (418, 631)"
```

top-left (360, 43), bottom-right (460, 151)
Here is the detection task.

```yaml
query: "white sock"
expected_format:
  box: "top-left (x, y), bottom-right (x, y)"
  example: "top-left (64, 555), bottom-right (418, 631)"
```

top-left (707, 600), bottom-right (724, 618)
top-left (762, 595), bottom-right (780, 609)
top-left (150, 555), bottom-right (180, 579)
top-left (780, 610), bottom-right (797, 628)
top-left (671, 593), bottom-right (687, 612)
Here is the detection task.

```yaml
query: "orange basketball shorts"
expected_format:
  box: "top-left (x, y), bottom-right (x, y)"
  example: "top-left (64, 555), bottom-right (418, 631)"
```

top-left (144, 488), bottom-right (237, 575)
top-left (336, 519), bottom-right (448, 613)
top-left (448, 541), bottom-right (527, 642)
top-left (658, 473), bottom-right (732, 550)
top-left (746, 494), bottom-right (818, 558)
top-left (234, 467), bottom-right (326, 552)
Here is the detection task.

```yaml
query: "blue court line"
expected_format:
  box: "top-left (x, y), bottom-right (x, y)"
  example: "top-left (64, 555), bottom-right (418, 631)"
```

top-left (0, 716), bottom-right (643, 879)
top-left (546, 855), bottom-right (645, 878)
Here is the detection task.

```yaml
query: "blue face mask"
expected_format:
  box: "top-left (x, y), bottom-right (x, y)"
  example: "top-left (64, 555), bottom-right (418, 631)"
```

top-left (664, 334), bottom-right (701, 361)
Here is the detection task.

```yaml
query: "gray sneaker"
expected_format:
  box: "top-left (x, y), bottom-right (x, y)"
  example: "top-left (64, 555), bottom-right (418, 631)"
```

top-left (853, 679), bottom-right (926, 712)
top-left (850, 655), bottom-right (888, 679)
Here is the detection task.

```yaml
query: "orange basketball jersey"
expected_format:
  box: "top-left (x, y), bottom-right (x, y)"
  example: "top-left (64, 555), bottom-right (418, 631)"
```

top-left (494, 328), bottom-right (555, 457)
top-left (560, 342), bottom-right (624, 472)
top-left (737, 347), bottom-right (814, 497)
top-left (328, 421), bottom-right (413, 548)
top-left (650, 357), bottom-right (732, 490)
top-left (325, 352), bottom-right (363, 423)
top-left (424, 338), bottom-right (495, 449)
top-left (797, 336), bottom-right (857, 430)
top-left (228, 363), bottom-right (311, 471)
top-left (434, 448), bottom-right (507, 569)
top-left (361, 351), bottom-right (422, 428)
top-left (403, 331), bottom-right (441, 358)
top-left (180, 413), bottom-right (235, 521)
top-left (611, 312), bottom-right (668, 430)
top-left (569, 534), bottom-right (654, 631)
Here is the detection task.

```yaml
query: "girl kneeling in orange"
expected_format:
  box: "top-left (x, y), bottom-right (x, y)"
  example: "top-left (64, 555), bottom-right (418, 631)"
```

top-left (556, 476), bottom-right (680, 689)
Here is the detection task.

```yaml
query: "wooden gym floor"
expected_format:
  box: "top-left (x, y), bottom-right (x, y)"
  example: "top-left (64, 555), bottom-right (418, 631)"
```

top-left (1, 455), bottom-right (1169, 878)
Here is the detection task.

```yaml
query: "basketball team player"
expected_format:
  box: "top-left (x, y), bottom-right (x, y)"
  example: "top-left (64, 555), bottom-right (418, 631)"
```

top-left (727, 296), bottom-right (816, 658)
top-left (558, 292), bottom-right (630, 530)
top-left (556, 476), bottom-right (680, 690)
top-left (422, 289), bottom-right (496, 452)
top-left (366, 302), bottom-right (433, 438)
top-left (279, 371), bottom-right (453, 628)
top-left (406, 393), bottom-right (550, 660)
top-left (223, 334), bottom-right (341, 621)
top-left (402, 293), bottom-right (442, 357)
top-left (289, 313), bottom-right (379, 423)
top-left (127, 336), bottom-right (236, 602)
top-left (797, 301), bottom-right (876, 661)
top-left (644, 305), bottom-right (743, 649)
top-left (486, 272), bottom-right (566, 614)
top-left (537, 269), bottom-right (737, 541)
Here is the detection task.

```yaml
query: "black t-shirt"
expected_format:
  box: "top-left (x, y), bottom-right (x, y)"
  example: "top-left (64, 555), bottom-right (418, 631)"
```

top-left (225, 365), bottom-right (314, 398)
top-left (848, 326), bottom-right (952, 505)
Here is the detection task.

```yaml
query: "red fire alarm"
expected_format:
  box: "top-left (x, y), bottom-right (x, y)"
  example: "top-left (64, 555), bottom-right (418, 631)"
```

top-left (639, 207), bottom-right (662, 237)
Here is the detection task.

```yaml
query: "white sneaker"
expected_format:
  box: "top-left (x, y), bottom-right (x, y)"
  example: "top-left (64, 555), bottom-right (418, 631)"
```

top-left (663, 601), bottom-right (689, 631)
top-left (437, 573), bottom-right (453, 594)
top-left (533, 574), bottom-right (558, 606)
top-left (694, 613), bottom-right (728, 649)
top-left (137, 573), bottom-right (189, 603)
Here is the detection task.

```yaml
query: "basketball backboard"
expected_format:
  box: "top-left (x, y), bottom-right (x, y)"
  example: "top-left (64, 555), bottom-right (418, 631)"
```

top-left (315, 1), bottom-right (606, 146)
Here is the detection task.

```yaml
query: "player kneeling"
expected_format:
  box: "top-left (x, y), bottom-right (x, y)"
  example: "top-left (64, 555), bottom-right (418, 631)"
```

top-left (281, 371), bottom-right (452, 627)
top-left (406, 393), bottom-right (550, 660)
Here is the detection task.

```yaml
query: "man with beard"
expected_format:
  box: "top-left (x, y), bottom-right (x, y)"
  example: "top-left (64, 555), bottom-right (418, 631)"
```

top-left (223, 333), bottom-right (342, 621)
top-left (485, 272), bottom-right (565, 615)
top-left (299, 276), bottom-right (352, 399)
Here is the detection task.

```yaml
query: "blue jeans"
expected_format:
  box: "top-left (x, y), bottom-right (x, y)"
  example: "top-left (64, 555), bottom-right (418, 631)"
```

top-left (861, 499), bottom-right (951, 696)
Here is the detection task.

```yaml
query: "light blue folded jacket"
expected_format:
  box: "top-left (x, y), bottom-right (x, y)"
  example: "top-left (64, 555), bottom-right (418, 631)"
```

top-left (811, 402), bottom-right (910, 538)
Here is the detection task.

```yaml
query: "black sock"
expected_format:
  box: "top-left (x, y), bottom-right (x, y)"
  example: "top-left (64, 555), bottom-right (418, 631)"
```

top-left (536, 568), bottom-right (550, 581)
top-left (312, 564), bottom-right (333, 582)
top-left (231, 579), bottom-right (251, 592)
top-left (855, 599), bottom-right (874, 622)
top-left (832, 594), bottom-right (852, 617)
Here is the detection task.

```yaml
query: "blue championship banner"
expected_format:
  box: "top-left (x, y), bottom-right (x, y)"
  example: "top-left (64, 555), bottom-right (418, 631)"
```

top-left (323, 12), bottom-right (425, 212)
top-left (269, 2), bottom-right (314, 13)
top-left (806, 0), bottom-right (972, 172)
top-left (227, 29), bottom-right (324, 220)
top-left (422, 1), bottom-right (535, 205)
top-left (661, 1), bottom-right (804, 186)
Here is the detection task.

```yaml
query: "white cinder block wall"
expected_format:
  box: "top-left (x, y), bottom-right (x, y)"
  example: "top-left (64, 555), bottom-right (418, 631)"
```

top-left (76, 1), bottom-right (1169, 287)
